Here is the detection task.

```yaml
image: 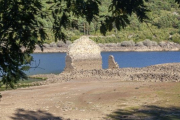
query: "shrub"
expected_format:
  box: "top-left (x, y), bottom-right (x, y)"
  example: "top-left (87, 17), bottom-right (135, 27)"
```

top-left (152, 41), bottom-right (158, 46)
top-left (70, 36), bottom-right (80, 42)
top-left (57, 41), bottom-right (65, 47)
top-left (143, 39), bottom-right (152, 46)
top-left (143, 39), bottom-right (158, 47)
top-left (121, 40), bottom-right (135, 47)
top-left (171, 33), bottom-right (180, 44)
top-left (136, 41), bottom-right (144, 47)
top-left (159, 41), bottom-right (167, 47)
top-left (50, 42), bottom-right (57, 47)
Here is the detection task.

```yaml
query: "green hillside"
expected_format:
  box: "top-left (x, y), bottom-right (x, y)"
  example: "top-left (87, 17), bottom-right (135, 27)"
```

top-left (42, 0), bottom-right (180, 44)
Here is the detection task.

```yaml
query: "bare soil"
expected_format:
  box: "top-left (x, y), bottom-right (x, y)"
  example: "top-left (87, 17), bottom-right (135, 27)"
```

top-left (0, 78), bottom-right (180, 120)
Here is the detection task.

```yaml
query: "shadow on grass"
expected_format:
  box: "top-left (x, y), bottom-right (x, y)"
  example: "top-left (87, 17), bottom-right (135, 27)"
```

top-left (105, 105), bottom-right (180, 120)
top-left (11, 109), bottom-right (66, 120)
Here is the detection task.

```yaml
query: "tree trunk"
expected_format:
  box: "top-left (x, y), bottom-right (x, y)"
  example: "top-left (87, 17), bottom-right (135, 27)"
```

top-left (87, 23), bottom-right (88, 35)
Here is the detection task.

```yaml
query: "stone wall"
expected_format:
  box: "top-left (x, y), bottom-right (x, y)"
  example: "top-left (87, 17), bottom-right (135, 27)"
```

top-left (64, 36), bottom-right (102, 72)
top-left (32, 63), bottom-right (180, 85)
top-left (108, 55), bottom-right (119, 69)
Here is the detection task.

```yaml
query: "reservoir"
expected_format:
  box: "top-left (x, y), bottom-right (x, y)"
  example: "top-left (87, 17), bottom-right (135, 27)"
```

top-left (26, 51), bottom-right (180, 75)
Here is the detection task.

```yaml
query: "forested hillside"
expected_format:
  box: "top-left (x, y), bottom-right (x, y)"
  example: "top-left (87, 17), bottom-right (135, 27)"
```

top-left (42, 0), bottom-right (180, 43)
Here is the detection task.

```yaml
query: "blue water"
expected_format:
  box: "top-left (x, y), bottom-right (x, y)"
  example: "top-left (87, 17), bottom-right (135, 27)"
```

top-left (26, 53), bottom-right (66, 75)
top-left (26, 51), bottom-right (180, 75)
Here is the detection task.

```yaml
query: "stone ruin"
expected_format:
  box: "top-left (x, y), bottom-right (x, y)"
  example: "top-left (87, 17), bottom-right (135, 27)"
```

top-left (108, 55), bottom-right (119, 69)
top-left (64, 36), bottom-right (102, 72)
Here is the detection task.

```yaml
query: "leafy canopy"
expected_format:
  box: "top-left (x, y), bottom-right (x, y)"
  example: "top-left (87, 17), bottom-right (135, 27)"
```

top-left (0, 0), bottom-right (47, 88)
top-left (0, 0), bottom-right (151, 88)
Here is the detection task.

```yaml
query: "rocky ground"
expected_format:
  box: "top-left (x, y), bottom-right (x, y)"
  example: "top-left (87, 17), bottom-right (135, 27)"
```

top-left (31, 63), bottom-right (180, 85)
top-left (1, 63), bottom-right (180, 120)
top-left (1, 79), bottom-right (180, 120)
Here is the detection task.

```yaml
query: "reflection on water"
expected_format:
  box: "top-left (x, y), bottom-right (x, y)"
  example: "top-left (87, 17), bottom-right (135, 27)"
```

top-left (26, 51), bottom-right (180, 75)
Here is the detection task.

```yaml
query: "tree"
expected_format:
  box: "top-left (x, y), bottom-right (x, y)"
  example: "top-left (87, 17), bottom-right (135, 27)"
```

top-left (0, 0), bottom-right (47, 88)
top-left (0, 0), bottom-right (151, 88)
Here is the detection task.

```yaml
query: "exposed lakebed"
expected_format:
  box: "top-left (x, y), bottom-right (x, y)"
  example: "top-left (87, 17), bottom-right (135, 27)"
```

top-left (27, 51), bottom-right (180, 75)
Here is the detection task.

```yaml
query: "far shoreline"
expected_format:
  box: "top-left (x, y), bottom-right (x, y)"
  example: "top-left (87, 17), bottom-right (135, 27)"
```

top-left (33, 45), bottom-right (180, 53)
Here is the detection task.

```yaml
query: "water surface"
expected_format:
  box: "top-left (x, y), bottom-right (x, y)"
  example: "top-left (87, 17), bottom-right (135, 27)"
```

top-left (26, 51), bottom-right (180, 75)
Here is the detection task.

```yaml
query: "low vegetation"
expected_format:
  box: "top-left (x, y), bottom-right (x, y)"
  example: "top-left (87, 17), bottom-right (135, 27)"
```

top-left (0, 78), bottom-right (46, 91)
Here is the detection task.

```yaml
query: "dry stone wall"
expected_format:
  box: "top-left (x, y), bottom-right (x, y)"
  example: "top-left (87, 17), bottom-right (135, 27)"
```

top-left (32, 63), bottom-right (180, 85)
top-left (64, 36), bottom-right (102, 72)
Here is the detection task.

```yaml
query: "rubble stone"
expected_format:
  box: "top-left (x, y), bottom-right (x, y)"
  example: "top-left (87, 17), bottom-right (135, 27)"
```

top-left (108, 55), bottom-right (119, 69)
top-left (64, 36), bottom-right (102, 72)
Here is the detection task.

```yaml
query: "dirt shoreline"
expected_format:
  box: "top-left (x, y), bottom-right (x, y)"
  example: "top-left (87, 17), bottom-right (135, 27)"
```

top-left (33, 41), bottom-right (180, 53)
top-left (34, 46), bottom-right (180, 53)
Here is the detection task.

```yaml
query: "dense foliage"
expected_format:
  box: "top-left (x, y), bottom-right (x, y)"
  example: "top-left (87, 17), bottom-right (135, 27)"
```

top-left (90, 0), bottom-right (180, 43)
top-left (0, 0), bottom-right (149, 88)
top-left (1, 0), bottom-right (180, 89)
top-left (0, 0), bottom-right (47, 88)
top-left (41, 0), bottom-right (180, 43)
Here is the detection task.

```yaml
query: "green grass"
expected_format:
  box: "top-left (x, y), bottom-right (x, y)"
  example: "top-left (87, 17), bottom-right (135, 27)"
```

top-left (0, 78), bottom-right (46, 91)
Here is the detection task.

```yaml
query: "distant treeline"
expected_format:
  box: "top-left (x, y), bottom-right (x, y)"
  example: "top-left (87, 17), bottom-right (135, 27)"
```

top-left (42, 0), bottom-right (180, 44)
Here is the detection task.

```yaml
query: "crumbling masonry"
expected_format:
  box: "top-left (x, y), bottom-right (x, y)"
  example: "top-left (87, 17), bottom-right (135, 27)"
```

top-left (64, 36), bottom-right (102, 72)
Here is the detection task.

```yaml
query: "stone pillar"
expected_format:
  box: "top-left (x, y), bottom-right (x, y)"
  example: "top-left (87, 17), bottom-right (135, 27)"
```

top-left (108, 55), bottom-right (119, 69)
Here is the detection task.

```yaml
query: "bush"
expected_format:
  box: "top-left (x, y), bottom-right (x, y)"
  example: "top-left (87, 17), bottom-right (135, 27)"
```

top-left (159, 41), bottom-right (167, 47)
top-left (121, 40), bottom-right (135, 47)
top-left (171, 33), bottom-right (180, 44)
top-left (143, 39), bottom-right (151, 46)
top-left (152, 41), bottom-right (158, 46)
top-left (50, 42), bottom-right (57, 47)
top-left (70, 36), bottom-right (80, 42)
top-left (57, 41), bottom-right (65, 47)
top-left (143, 39), bottom-right (158, 47)
top-left (136, 41), bottom-right (144, 47)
